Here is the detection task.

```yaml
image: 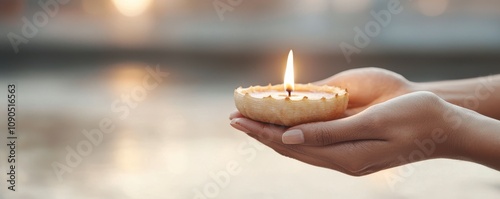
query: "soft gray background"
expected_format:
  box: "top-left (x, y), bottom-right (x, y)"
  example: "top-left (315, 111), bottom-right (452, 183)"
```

top-left (0, 0), bottom-right (499, 198)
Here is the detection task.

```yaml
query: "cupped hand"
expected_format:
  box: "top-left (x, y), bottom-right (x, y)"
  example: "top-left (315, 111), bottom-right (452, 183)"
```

top-left (315, 67), bottom-right (414, 116)
top-left (230, 91), bottom-right (467, 176)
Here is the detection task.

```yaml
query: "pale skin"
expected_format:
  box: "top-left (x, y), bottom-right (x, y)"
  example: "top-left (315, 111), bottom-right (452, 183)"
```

top-left (229, 67), bottom-right (500, 176)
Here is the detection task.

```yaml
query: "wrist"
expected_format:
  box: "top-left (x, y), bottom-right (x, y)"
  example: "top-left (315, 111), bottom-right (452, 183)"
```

top-left (445, 105), bottom-right (500, 170)
top-left (436, 104), bottom-right (474, 160)
top-left (425, 97), bottom-right (463, 159)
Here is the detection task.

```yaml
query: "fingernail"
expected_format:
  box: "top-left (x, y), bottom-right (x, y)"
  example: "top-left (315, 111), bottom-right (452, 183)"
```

top-left (229, 111), bottom-right (240, 120)
top-left (230, 118), bottom-right (250, 134)
top-left (282, 129), bottom-right (304, 144)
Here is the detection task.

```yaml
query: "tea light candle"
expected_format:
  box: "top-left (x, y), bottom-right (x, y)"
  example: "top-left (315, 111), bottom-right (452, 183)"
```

top-left (234, 50), bottom-right (349, 126)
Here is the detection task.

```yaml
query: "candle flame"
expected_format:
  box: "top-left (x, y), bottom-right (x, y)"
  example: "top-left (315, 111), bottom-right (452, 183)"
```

top-left (284, 50), bottom-right (294, 94)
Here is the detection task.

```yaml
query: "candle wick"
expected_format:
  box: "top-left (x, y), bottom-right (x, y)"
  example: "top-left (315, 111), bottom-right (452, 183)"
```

top-left (287, 89), bottom-right (292, 97)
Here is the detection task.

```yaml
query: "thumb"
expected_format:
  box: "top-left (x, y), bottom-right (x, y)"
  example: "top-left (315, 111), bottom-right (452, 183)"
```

top-left (281, 113), bottom-right (383, 145)
top-left (312, 75), bottom-right (343, 86)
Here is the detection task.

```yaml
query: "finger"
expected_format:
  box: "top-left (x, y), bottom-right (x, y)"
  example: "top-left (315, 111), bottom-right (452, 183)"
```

top-left (344, 106), bottom-right (366, 116)
top-left (312, 73), bottom-right (365, 110)
top-left (230, 118), bottom-right (251, 134)
top-left (247, 133), bottom-right (353, 174)
top-left (236, 118), bottom-right (388, 175)
top-left (230, 118), bottom-right (286, 143)
top-left (312, 74), bottom-right (343, 87)
top-left (282, 113), bottom-right (386, 146)
top-left (229, 111), bottom-right (244, 120)
top-left (312, 69), bottom-right (359, 87)
top-left (303, 140), bottom-right (389, 174)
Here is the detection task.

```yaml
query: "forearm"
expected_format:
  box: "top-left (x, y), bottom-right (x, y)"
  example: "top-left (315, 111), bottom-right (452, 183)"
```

top-left (452, 110), bottom-right (500, 171)
top-left (413, 75), bottom-right (500, 120)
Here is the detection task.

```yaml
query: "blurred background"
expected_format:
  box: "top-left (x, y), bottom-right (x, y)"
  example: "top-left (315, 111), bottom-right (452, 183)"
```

top-left (0, 0), bottom-right (499, 198)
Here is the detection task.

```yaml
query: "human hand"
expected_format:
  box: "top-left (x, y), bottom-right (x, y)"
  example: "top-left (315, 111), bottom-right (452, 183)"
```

top-left (229, 91), bottom-right (474, 176)
top-left (315, 67), bottom-right (414, 116)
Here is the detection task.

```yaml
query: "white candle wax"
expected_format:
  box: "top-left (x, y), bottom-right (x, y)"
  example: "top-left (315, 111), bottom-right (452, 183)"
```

top-left (249, 91), bottom-right (335, 100)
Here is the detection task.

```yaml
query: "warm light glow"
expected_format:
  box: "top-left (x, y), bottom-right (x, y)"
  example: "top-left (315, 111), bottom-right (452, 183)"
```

top-left (112, 0), bottom-right (151, 17)
top-left (284, 50), bottom-right (295, 93)
top-left (107, 62), bottom-right (149, 95)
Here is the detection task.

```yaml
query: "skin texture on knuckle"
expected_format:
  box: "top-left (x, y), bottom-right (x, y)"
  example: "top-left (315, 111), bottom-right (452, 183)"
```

top-left (257, 122), bottom-right (284, 142)
top-left (354, 106), bottom-right (385, 136)
top-left (414, 91), bottom-right (447, 117)
top-left (313, 126), bottom-right (334, 145)
top-left (258, 124), bottom-right (274, 140)
top-left (361, 111), bottom-right (382, 132)
top-left (415, 91), bottom-right (442, 105)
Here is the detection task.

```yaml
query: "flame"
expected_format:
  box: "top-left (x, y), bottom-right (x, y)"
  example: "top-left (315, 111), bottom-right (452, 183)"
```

top-left (112, 0), bottom-right (151, 17)
top-left (284, 50), bottom-right (295, 93)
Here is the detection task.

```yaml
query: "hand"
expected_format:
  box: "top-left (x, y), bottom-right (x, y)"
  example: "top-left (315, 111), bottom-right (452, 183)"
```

top-left (315, 67), bottom-right (414, 116)
top-left (230, 91), bottom-right (473, 176)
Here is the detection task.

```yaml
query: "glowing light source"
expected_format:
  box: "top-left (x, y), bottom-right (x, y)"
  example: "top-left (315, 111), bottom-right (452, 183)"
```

top-left (112, 0), bottom-right (152, 17)
top-left (284, 50), bottom-right (295, 95)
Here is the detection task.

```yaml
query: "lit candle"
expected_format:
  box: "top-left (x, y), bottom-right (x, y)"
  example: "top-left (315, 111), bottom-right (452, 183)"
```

top-left (234, 50), bottom-right (349, 126)
top-left (284, 50), bottom-right (294, 97)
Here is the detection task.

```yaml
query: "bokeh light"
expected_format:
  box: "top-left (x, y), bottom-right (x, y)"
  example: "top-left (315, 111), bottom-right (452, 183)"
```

top-left (112, 0), bottom-right (152, 17)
